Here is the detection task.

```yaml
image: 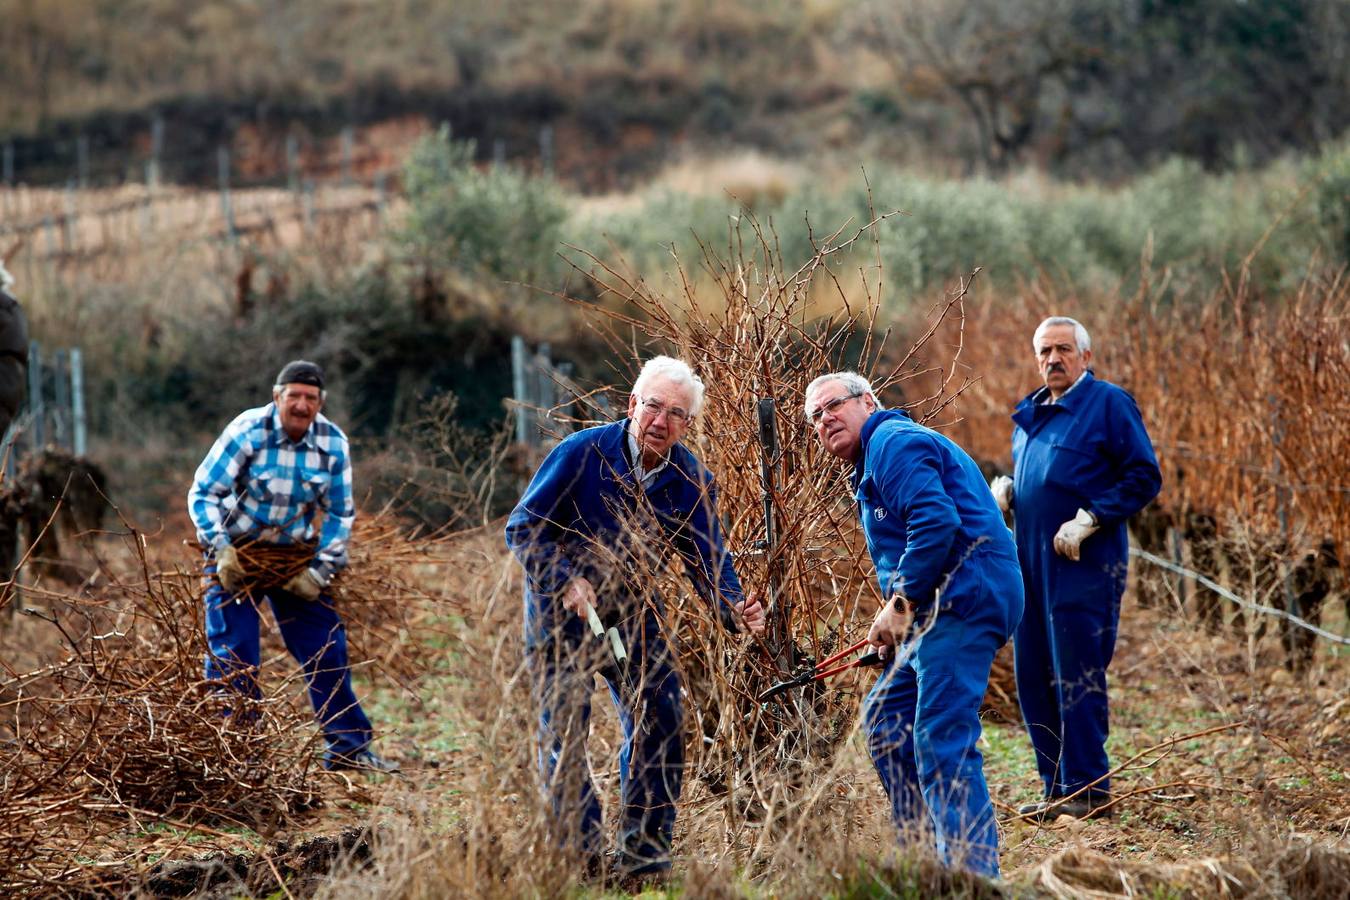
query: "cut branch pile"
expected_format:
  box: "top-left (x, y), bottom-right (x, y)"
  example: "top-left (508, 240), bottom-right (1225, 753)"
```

top-left (0, 509), bottom-right (449, 896)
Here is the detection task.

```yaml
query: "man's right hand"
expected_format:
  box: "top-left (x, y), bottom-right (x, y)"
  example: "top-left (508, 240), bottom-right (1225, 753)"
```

top-left (990, 475), bottom-right (1014, 514)
top-left (215, 544), bottom-right (246, 593)
top-left (560, 576), bottom-right (597, 618)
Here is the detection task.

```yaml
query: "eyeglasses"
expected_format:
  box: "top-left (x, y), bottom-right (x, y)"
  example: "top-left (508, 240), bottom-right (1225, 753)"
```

top-left (807, 391), bottom-right (863, 424)
top-left (637, 397), bottom-right (691, 423)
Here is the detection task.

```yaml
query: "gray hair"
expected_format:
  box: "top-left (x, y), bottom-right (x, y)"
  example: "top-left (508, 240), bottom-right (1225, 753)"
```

top-left (803, 371), bottom-right (884, 420)
top-left (1033, 316), bottom-right (1091, 353)
top-left (633, 355), bottom-right (705, 417)
top-left (273, 382), bottom-right (327, 402)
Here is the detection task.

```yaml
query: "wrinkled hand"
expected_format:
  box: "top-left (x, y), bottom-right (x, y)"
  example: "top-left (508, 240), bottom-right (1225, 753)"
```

top-left (990, 475), bottom-right (1014, 514)
top-left (214, 544), bottom-right (246, 593)
top-left (867, 596), bottom-right (915, 661)
top-left (1053, 508), bottom-right (1099, 561)
top-left (283, 568), bottom-right (325, 601)
top-left (561, 576), bottom-right (597, 619)
top-left (734, 597), bottom-right (766, 635)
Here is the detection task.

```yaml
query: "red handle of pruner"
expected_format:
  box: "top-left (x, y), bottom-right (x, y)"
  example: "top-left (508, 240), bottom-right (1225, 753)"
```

top-left (813, 649), bottom-right (885, 682)
top-left (815, 637), bottom-right (870, 671)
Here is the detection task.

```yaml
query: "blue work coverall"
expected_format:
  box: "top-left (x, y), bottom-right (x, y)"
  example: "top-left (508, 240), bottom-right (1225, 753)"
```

top-left (1011, 372), bottom-right (1161, 804)
top-left (853, 410), bottom-right (1023, 878)
top-left (505, 420), bottom-right (744, 875)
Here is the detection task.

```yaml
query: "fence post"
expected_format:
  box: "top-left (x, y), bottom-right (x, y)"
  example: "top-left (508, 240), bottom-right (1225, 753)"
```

top-left (77, 135), bottom-right (90, 189)
top-left (540, 125), bottom-right (554, 175)
top-left (0, 420), bottom-right (16, 481)
top-left (286, 134), bottom-right (300, 194)
top-left (302, 178), bottom-right (315, 234)
top-left (27, 341), bottom-right (43, 450)
top-left (511, 336), bottom-right (531, 445)
top-left (535, 343), bottom-right (553, 441)
top-left (1270, 395), bottom-right (1300, 623)
top-left (149, 115), bottom-right (164, 188)
top-left (62, 181), bottom-right (76, 251)
top-left (70, 348), bottom-right (86, 457)
top-left (493, 138), bottom-right (506, 169)
top-left (52, 349), bottom-right (70, 451)
top-left (218, 145), bottom-right (236, 242)
top-left (341, 126), bottom-right (354, 187)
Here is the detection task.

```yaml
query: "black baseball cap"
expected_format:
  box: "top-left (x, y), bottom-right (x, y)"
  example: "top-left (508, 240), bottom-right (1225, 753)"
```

top-left (275, 359), bottom-right (325, 390)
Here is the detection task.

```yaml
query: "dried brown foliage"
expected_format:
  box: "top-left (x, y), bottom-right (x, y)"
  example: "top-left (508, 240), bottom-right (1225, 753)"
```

top-left (516, 211), bottom-right (1001, 873)
top-left (0, 534), bottom-right (318, 895)
top-left (0, 506), bottom-right (457, 896)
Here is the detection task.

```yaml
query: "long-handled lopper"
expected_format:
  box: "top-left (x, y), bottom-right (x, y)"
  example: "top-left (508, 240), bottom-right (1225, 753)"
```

top-left (757, 637), bottom-right (884, 702)
top-left (584, 601), bottom-right (627, 663)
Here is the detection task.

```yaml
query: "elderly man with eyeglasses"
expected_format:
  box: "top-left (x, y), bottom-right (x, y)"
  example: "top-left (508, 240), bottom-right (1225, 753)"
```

top-left (805, 371), bottom-right (1023, 879)
top-left (506, 355), bottom-right (764, 886)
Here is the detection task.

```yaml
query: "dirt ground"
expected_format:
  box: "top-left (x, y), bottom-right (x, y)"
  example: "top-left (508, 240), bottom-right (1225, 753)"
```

top-left (2, 528), bottom-right (1346, 898)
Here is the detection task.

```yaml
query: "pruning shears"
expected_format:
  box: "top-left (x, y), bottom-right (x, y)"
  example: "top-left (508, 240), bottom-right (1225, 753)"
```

top-left (757, 637), bottom-right (884, 702)
top-left (584, 601), bottom-right (627, 664)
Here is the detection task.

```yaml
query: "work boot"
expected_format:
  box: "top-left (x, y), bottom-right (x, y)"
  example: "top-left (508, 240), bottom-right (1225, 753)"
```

top-left (610, 847), bottom-right (672, 892)
top-left (1017, 795), bottom-right (1113, 821)
top-left (326, 748), bottom-right (401, 774)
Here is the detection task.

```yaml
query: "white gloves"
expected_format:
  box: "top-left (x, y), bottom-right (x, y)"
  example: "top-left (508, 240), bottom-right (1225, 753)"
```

top-left (990, 476), bottom-right (1014, 514)
top-left (284, 568), bottom-right (325, 601)
top-left (215, 544), bottom-right (247, 593)
top-left (1053, 508), bottom-right (1099, 561)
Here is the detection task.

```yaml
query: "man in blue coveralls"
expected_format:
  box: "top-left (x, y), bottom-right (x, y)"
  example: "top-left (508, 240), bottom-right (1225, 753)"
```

top-left (805, 371), bottom-right (1023, 879)
top-left (989, 317), bottom-right (1161, 820)
top-left (506, 356), bottom-right (765, 884)
top-left (189, 360), bottom-right (396, 773)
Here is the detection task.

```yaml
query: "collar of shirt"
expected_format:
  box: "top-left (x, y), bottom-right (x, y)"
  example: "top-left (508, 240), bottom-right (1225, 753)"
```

top-left (626, 428), bottom-right (669, 489)
top-left (1038, 369), bottom-right (1090, 405)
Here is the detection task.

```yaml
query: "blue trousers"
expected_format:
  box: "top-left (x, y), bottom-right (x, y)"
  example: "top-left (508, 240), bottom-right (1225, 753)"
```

top-left (529, 617), bottom-right (684, 875)
top-left (203, 580), bottom-right (373, 760)
top-left (861, 601), bottom-right (1011, 879)
top-left (1013, 583), bottom-right (1120, 801)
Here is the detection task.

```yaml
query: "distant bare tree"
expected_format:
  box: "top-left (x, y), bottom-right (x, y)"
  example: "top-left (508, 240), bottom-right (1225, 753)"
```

top-left (849, 0), bottom-right (1097, 174)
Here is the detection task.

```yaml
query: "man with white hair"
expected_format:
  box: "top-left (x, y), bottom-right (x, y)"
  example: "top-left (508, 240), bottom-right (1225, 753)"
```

top-left (189, 359), bottom-right (396, 773)
top-left (805, 370), bottom-right (1023, 879)
top-left (991, 316), bottom-right (1160, 820)
top-left (0, 261), bottom-right (29, 440)
top-left (506, 355), bottom-right (764, 885)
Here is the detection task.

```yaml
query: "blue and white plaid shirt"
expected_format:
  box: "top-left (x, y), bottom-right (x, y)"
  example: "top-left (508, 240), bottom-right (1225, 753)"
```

top-left (188, 403), bottom-right (355, 584)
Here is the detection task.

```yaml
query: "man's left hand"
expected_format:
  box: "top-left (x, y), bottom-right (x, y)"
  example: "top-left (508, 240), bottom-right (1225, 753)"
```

top-left (1053, 508), bottom-right (1100, 561)
top-left (734, 597), bottom-right (766, 634)
top-left (867, 596), bottom-right (915, 661)
top-left (284, 568), bottom-right (325, 601)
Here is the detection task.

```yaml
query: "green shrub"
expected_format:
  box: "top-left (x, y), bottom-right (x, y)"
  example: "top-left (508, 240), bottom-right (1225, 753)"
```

top-left (1313, 141), bottom-right (1350, 267)
top-left (396, 125), bottom-right (568, 288)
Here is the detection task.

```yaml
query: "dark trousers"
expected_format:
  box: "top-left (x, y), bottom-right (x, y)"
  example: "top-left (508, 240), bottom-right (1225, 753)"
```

top-left (1013, 584), bottom-right (1121, 801)
top-left (529, 620), bottom-right (685, 875)
top-left (861, 602), bottom-right (1009, 879)
top-left (203, 580), bottom-right (373, 760)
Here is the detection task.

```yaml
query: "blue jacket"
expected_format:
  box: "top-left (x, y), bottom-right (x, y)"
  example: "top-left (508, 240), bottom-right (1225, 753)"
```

top-left (1011, 372), bottom-right (1161, 603)
top-left (853, 410), bottom-right (1021, 616)
top-left (506, 420), bottom-right (744, 645)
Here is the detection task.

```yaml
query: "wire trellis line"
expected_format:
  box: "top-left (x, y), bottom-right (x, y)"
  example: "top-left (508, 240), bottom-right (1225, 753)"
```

top-left (1130, 548), bottom-right (1350, 646)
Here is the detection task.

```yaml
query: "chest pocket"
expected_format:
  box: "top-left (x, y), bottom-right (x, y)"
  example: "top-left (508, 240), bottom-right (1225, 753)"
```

top-left (245, 463), bottom-right (326, 508)
top-left (1045, 438), bottom-right (1108, 496)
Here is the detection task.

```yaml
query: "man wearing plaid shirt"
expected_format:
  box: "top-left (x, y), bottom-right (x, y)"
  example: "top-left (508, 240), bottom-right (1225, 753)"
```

top-left (189, 359), bottom-right (395, 773)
